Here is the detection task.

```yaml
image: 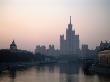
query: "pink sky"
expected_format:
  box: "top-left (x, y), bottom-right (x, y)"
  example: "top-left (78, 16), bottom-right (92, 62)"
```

top-left (0, 0), bottom-right (110, 51)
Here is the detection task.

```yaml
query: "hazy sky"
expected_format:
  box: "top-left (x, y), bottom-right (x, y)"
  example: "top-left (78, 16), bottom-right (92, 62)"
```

top-left (0, 0), bottom-right (110, 51)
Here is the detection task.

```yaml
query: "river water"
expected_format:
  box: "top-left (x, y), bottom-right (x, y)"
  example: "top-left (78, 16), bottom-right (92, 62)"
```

top-left (0, 63), bottom-right (110, 82)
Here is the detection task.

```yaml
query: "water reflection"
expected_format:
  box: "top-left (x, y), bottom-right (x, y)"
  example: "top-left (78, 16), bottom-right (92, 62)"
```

top-left (35, 64), bottom-right (56, 73)
top-left (9, 70), bottom-right (16, 82)
top-left (98, 75), bottom-right (110, 82)
top-left (59, 63), bottom-right (80, 74)
top-left (59, 63), bottom-right (80, 82)
top-left (0, 63), bottom-right (110, 82)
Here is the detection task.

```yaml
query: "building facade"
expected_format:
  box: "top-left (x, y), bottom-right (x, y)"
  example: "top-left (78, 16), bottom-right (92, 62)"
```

top-left (35, 45), bottom-right (47, 55)
top-left (81, 44), bottom-right (89, 58)
top-left (60, 16), bottom-right (80, 55)
top-left (35, 44), bottom-right (60, 56)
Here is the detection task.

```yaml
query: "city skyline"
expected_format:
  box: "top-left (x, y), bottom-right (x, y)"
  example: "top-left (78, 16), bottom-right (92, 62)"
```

top-left (0, 0), bottom-right (110, 51)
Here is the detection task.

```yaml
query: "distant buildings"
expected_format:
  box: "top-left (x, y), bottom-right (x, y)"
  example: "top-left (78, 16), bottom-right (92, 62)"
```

top-left (60, 16), bottom-right (80, 55)
top-left (81, 44), bottom-right (96, 59)
top-left (34, 16), bottom-right (98, 58)
top-left (47, 45), bottom-right (60, 56)
top-left (9, 40), bottom-right (33, 54)
top-left (81, 44), bottom-right (89, 58)
top-left (35, 44), bottom-right (60, 56)
top-left (35, 45), bottom-right (46, 55)
top-left (35, 16), bottom-right (80, 56)
top-left (81, 41), bottom-right (110, 60)
top-left (98, 50), bottom-right (110, 66)
top-left (96, 41), bottom-right (110, 52)
top-left (47, 45), bottom-right (56, 55)
top-left (95, 41), bottom-right (110, 66)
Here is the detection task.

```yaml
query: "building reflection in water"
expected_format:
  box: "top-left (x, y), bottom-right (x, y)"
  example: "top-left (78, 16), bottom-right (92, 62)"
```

top-left (0, 63), bottom-right (110, 82)
top-left (35, 64), bottom-right (56, 73)
top-left (35, 63), bottom-right (87, 82)
top-left (9, 70), bottom-right (16, 82)
top-left (35, 64), bottom-right (60, 82)
top-left (59, 63), bottom-right (80, 82)
top-left (97, 75), bottom-right (110, 82)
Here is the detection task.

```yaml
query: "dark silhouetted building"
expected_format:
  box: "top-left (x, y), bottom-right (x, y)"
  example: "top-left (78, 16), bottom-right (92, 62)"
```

top-left (10, 40), bottom-right (17, 51)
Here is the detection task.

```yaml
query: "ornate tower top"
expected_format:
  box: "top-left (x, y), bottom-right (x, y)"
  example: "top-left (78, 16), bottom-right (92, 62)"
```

top-left (10, 40), bottom-right (17, 50)
top-left (12, 40), bottom-right (15, 45)
top-left (68, 16), bottom-right (72, 30)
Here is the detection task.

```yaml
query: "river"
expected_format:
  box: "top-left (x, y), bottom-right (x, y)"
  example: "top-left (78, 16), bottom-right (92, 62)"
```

top-left (0, 63), bottom-right (109, 82)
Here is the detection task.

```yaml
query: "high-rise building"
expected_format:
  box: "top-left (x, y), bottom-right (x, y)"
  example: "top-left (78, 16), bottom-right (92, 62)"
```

top-left (60, 16), bottom-right (80, 55)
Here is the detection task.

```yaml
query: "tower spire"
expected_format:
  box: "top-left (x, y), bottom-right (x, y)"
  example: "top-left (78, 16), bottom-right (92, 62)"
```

top-left (70, 16), bottom-right (71, 24)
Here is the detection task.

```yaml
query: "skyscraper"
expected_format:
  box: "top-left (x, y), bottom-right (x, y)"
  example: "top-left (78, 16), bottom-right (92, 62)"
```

top-left (60, 16), bottom-right (80, 55)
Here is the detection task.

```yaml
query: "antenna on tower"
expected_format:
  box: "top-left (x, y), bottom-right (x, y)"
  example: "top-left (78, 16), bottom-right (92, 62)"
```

top-left (70, 16), bottom-right (71, 24)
